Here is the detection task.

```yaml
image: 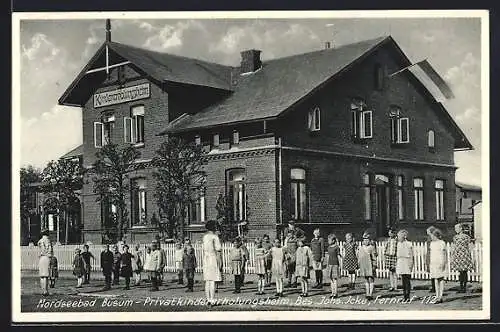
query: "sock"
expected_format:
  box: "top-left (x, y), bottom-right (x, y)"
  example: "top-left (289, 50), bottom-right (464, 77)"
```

top-left (365, 281), bottom-right (369, 295)
top-left (331, 279), bottom-right (337, 295)
top-left (369, 280), bottom-right (374, 295)
top-left (304, 279), bottom-right (309, 294)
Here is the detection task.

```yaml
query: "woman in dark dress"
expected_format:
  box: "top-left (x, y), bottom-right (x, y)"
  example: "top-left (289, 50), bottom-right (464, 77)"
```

top-left (120, 244), bottom-right (133, 290)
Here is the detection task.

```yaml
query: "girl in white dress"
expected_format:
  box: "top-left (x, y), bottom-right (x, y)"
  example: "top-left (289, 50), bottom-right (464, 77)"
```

top-left (271, 238), bottom-right (286, 297)
top-left (202, 220), bottom-right (222, 306)
top-left (429, 227), bottom-right (447, 303)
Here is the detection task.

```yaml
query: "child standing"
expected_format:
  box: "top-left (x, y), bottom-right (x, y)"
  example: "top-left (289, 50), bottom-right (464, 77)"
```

top-left (143, 246), bottom-right (152, 283)
top-left (327, 234), bottom-right (341, 298)
top-left (358, 232), bottom-right (377, 300)
top-left (131, 244), bottom-right (143, 286)
top-left (284, 230), bottom-right (299, 288)
top-left (72, 248), bottom-right (86, 288)
top-left (254, 238), bottom-right (267, 295)
top-left (175, 241), bottom-right (185, 285)
top-left (396, 229), bottom-right (414, 301)
top-left (295, 239), bottom-right (313, 297)
top-left (81, 244), bottom-right (95, 285)
top-left (343, 233), bottom-right (359, 290)
top-left (112, 245), bottom-right (122, 286)
top-left (183, 241), bottom-right (197, 292)
top-left (310, 228), bottom-right (326, 289)
top-left (148, 241), bottom-right (162, 291)
top-left (230, 238), bottom-right (245, 294)
top-left (384, 228), bottom-right (398, 291)
top-left (262, 234), bottom-right (273, 286)
top-left (429, 227), bottom-right (447, 304)
top-left (240, 238), bottom-right (249, 285)
top-left (48, 255), bottom-right (58, 288)
top-left (271, 238), bottom-right (286, 297)
top-left (426, 226), bottom-right (437, 293)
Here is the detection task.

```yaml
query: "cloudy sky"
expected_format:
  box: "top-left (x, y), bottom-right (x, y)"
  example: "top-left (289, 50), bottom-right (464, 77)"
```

top-left (17, 15), bottom-right (483, 186)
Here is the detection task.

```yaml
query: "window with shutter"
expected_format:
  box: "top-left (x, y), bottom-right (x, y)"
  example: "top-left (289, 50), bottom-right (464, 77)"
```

top-left (94, 122), bottom-right (103, 148)
top-left (124, 117), bottom-right (132, 143)
top-left (351, 99), bottom-right (372, 140)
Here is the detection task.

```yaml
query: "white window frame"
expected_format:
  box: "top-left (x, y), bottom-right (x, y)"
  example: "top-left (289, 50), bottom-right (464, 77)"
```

top-left (363, 173), bottom-right (371, 221)
top-left (351, 100), bottom-right (372, 139)
top-left (195, 135), bottom-right (201, 146)
top-left (94, 122), bottom-right (104, 148)
top-left (124, 117), bottom-right (133, 143)
top-left (435, 179), bottom-right (445, 221)
top-left (391, 115), bottom-right (410, 144)
top-left (397, 175), bottom-right (404, 220)
top-left (428, 130), bottom-right (435, 148)
top-left (131, 178), bottom-right (147, 226)
top-left (413, 178), bottom-right (424, 221)
top-left (360, 110), bottom-right (373, 139)
top-left (233, 130), bottom-right (240, 145)
top-left (213, 133), bottom-right (220, 148)
top-left (308, 107), bottom-right (321, 132)
top-left (102, 115), bottom-right (115, 146)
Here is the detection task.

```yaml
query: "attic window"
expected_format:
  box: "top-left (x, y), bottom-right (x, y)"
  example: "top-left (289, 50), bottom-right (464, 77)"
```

top-left (213, 133), bottom-right (220, 148)
top-left (232, 130), bottom-right (240, 145)
top-left (307, 107), bottom-right (321, 132)
top-left (195, 135), bottom-right (201, 146)
top-left (374, 63), bottom-right (386, 90)
top-left (428, 130), bottom-right (435, 150)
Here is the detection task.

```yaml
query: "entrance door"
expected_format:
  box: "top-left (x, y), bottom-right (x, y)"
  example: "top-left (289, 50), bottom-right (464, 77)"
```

top-left (375, 174), bottom-right (391, 238)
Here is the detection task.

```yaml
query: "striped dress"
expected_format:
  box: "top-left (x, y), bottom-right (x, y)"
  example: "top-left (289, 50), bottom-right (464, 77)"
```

top-left (254, 247), bottom-right (267, 275)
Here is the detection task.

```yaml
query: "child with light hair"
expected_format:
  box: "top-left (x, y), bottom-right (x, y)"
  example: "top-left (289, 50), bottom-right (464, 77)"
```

top-left (396, 229), bottom-right (414, 301)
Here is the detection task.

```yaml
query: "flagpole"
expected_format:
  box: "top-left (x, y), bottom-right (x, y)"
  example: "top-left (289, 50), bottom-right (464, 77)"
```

top-left (388, 59), bottom-right (426, 78)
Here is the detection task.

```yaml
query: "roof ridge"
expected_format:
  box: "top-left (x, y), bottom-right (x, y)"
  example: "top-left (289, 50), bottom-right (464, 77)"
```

top-left (263, 35), bottom-right (390, 64)
top-left (109, 41), bottom-right (235, 70)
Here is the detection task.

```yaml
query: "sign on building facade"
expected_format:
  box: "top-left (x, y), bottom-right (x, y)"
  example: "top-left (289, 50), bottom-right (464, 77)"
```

top-left (93, 83), bottom-right (150, 108)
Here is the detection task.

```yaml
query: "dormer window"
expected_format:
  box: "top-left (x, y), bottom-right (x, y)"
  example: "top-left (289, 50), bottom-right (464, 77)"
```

top-left (213, 133), bottom-right (220, 148)
top-left (390, 106), bottom-right (410, 144)
top-left (428, 130), bottom-right (435, 151)
top-left (307, 107), bottom-right (321, 132)
top-left (232, 130), bottom-right (240, 145)
top-left (351, 99), bottom-right (372, 140)
top-left (195, 135), bottom-right (201, 146)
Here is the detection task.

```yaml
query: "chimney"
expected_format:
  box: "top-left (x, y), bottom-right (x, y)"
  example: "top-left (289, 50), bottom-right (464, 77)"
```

top-left (106, 19), bottom-right (111, 42)
top-left (325, 41), bottom-right (331, 49)
top-left (240, 49), bottom-right (262, 74)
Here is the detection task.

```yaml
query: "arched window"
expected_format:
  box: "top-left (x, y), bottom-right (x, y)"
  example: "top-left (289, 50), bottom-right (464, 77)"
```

top-left (291, 168), bottom-right (307, 220)
top-left (131, 178), bottom-right (147, 226)
top-left (428, 130), bottom-right (435, 149)
top-left (351, 99), bottom-right (372, 139)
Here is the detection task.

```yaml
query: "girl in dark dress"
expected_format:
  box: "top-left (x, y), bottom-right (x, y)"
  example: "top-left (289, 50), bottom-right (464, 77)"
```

top-left (120, 244), bottom-right (133, 290)
top-left (343, 233), bottom-right (359, 290)
top-left (49, 256), bottom-right (58, 288)
top-left (72, 248), bottom-right (86, 288)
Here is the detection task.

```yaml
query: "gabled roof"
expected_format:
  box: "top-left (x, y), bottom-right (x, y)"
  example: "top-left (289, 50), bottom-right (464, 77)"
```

top-left (59, 41), bottom-right (234, 106)
top-left (162, 36), bottom-right (389, 133)
top-left (161, 35), bottom-right (472, 150)
top-left (59, 144), bottom-right (83, 160)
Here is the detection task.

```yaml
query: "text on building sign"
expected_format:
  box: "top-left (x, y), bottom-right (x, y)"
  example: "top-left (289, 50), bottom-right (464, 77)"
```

top-left (93, 83), bottom-right (150, 108)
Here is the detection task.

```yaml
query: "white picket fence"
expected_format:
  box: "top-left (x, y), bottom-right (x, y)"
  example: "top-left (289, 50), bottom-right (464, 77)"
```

top-left (20, 241), bottom-right (483, 282)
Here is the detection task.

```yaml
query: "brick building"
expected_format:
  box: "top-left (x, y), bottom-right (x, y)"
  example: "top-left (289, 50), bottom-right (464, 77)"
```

top-left (58, 26), bottom-right (472, 244)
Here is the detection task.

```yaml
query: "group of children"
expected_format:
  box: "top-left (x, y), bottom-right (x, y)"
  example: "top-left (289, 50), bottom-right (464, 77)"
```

top-left (60, 223), bottom-right (472, 305)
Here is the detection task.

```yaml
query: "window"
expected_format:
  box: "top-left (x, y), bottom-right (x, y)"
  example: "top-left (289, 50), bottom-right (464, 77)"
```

top-left (47, 214), bottom-right (55, 231)
top-left (189, 189), bottom-right (206, 224)
top-left (101, 197), bottom-right (117, 229)
top-left (374, 63), bottom-right (386, 90)
top-left (397, 175), bottom-right (404, 220)
top-left (351, 99), bottom-right (373, 139)
top-left (227, 169), bottom-right (247, 221)
top-left (428, 130), bottom-right (435, 150)
top-left (363, 173), bottom-right (371, 220)
top-left (307, 107), bottom-right (321, 131)
top-left (232, 130), bottom-right (240, 145)
top-left (213, 133), bottom-right (220, 148)
top-left (435, 180), bottom-right (445, 221)
top-left (102, 114), bottom-right (115, 145)
top-left (131, 178), bottom-right (147, 226)
top-left (413, 178), bottom-right (424, 220)
top-left (124, 105), bottom-right (145, 144)
top-left (390, 107), bottom-right (410, 144)
top-left (195, 135), bottom-right (201, 146)
top-left (291, 168), bottom-right (307, 220)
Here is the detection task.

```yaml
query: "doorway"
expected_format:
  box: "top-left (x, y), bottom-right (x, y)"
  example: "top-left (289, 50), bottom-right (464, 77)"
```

top-left (375, 174), bottom-right (391, 238)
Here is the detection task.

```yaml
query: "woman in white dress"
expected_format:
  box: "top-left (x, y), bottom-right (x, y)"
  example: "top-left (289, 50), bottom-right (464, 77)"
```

top-left (37, 228), bottom-right (53, 296)
top-left (202, 220), bottom-right (222, 306)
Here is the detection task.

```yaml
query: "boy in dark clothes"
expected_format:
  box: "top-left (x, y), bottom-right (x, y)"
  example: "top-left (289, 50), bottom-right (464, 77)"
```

top-left (120, 244), bottom-right (133, 290)
top-left (100, 244), bottom-right (114, 290)
top-left (310, 228), bottom-right (326, 289)
top-left (81, 244), bottom-right (95, 284)
top-left (183, 242), bottom-right (197, 292)
top-left (112, 245), bottom-right (122, 285)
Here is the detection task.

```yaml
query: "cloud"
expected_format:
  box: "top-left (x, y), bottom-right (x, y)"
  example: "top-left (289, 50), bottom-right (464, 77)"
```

top-left (456, 106), bottom-right (481, 124)
top-left (141, 20), bottom-right (205, 51)
top-left (20, 105), bottom-right (82, 168)
top-left (22, 33), bottom-right (61, 63)
top-left (444, 52), bottom-right (480, 87)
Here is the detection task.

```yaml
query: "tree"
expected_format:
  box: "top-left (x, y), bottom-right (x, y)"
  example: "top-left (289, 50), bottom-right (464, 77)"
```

top-left (153, 136), bottom-right (206, 240)
top-left (20, 165), bottom-right (43, 244)
top-left (88, 143), bottom-right (142, 242)
top-left (41, 158), bottom-right (83, 244)
top-left (215, 192), bottom-right (234, 241)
